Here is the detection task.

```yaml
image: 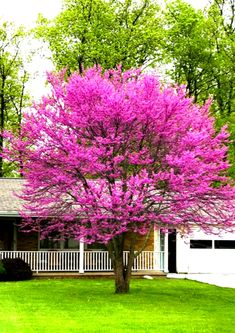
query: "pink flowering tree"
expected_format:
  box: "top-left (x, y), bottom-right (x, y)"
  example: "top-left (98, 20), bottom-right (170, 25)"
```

top-left (3, 67), bottom-right (235, 293)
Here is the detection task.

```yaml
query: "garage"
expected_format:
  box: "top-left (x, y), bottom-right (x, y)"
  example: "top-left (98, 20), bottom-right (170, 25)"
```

top-left (175, 229), bottom-right (235, 274)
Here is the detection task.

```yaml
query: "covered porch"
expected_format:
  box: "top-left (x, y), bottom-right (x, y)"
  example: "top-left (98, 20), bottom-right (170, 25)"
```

top-left (0, 178), bottom-right (169, 274)
top-left (0, 219), bottom-right (168, 274)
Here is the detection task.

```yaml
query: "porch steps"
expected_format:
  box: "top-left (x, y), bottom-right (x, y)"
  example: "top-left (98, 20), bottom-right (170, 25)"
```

top-left (33, 271), bottom-right (166, 279)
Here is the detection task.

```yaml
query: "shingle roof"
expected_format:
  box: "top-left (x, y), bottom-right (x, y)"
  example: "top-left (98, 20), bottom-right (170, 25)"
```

top-left (0, 178), bottom-right (24, 216)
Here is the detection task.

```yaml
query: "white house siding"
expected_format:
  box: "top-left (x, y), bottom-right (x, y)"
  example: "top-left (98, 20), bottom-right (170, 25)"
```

top-left (176, 228), bottom-right (235, 274)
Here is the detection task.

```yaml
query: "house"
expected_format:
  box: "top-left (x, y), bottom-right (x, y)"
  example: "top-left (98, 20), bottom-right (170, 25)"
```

top-left (1, 178), bottom-right (235, 275)
top-left (0, 178), bottom-right (166, 274)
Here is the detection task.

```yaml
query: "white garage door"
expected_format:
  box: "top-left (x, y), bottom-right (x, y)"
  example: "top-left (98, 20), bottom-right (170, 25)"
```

top-left (176, 230), bottom-right (235, 274)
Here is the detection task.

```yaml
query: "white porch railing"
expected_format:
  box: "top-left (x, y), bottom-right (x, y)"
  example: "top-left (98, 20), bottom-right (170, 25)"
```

top-left (0, 251), bottom-right (164, 273)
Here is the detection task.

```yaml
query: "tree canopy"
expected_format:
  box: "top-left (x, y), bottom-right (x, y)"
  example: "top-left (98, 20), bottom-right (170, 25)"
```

top-left (0, 21), bottom-right (29, 177)
top-left (4, 67), bottom-right (235, 292)
top-left (161, 0), bottom-right (235, 115)
top-left (35, 0), bottom-right (162, 72)
top-left (161, 0), bottom-right (235, 175)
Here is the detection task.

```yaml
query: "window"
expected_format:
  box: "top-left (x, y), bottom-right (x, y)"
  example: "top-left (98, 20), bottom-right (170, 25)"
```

top-left (86, 243), bottom-right (107, 250)
top-left (40, 238), bottom-right (80, 250)
top-left (214, 240), bottom-right (235, 249)
top-left (64, 239), bottom-right (80, 249)
top-left (40, 239), bottom-right (61, 250)
top-left (190, 240), bottom-right (212, 249)
top-left (40, 238), bottom-right (107, 250)
top-left (190, 239), bottom-right (235, 249)
top-left (160, 232), bottom-right (165, 252)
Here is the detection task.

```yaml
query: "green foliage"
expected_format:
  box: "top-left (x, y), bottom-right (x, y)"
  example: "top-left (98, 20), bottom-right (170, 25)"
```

top-left (0, 22), bottom-right (29, 130)
top-left (162, 1), bottom-right (215, 103)
top-left (161, 0), bottom-right (235, 115)
top-left (206, 0), bottom-right (235, 117)
top-left (161, 0), bottom-right (235, 177)
top-left (35, 0), bottom-right (162, 72)
top-left (0, 21), bottom-right (30, 177)
top-left (0, 258), bottom-right (32, 281)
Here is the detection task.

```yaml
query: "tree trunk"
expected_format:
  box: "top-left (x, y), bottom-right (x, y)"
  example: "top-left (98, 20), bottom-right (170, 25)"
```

top-left (113, 253), bottom-right (133, 293)
top-left (108, 234), bottom-right (135, 294)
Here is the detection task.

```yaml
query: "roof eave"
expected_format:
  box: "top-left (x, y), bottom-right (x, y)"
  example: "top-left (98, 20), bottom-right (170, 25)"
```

top-left (0, 211), bottom-right (20, 217)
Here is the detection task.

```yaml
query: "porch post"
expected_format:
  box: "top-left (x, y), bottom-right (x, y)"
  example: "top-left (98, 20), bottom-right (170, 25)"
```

top-left (164, 231), bottom-right (169, 273)
top-left (13, 224), bottom-right (17, 251)
top-left (79, 240), bottom-right (84, 273)
top-left (153, 228), bottom-right (158, 270)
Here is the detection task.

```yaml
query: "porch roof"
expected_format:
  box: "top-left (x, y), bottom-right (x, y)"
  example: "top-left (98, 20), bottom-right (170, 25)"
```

top-left (0, 178), bottom-right (24, 217)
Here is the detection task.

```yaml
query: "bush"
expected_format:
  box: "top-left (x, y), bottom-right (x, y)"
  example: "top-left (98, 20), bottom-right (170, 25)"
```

top-left (0, 258), bottom-right (32, 281)
top-left (0, 261), bottom-right (6, 279)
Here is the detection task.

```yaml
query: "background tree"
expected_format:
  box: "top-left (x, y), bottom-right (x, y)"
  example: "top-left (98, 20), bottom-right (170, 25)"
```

top-left (35, 0), bottom-right (162, 72)
top-left (161, 0), bottom-right (216, 103)
top-left (0, 21), bottom-right (30, 177)
top-left (162, 0), bottom-right (235, 175)
top-left (207, 0), bottom-right (235, 175)
top-left (4, 67), bottom-right (235, 293)
top-left (207, 0), bottom-right (235, 117)
top-left (162, 0), bottom-right (235, 114)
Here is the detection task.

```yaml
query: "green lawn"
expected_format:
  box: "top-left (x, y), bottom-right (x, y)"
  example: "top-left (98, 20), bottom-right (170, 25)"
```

top-left (0, 278), bottom-right (234, 333)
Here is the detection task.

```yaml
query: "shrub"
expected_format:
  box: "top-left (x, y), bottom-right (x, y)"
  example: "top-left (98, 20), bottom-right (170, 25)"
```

top-left (0, 260), bottom-right (6, 279)
top-left (0, 258), bottom-right (32, 281)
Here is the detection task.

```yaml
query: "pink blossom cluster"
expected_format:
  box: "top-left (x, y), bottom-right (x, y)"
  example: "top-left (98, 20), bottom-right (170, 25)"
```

top-left (3, 67), bottom-right (235, 243)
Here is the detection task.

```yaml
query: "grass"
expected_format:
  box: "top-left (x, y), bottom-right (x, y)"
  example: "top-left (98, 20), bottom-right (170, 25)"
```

top-left (0, 278), bottom-right (234, 333)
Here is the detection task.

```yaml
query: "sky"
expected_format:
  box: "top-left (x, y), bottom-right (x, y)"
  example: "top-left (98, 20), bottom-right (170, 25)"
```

top-left (0, 0), bottom-right (209, 27)
top-left (0, 0), bottom-right (63, 27)
top-left (0, 0), bottom-right (210, 99)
